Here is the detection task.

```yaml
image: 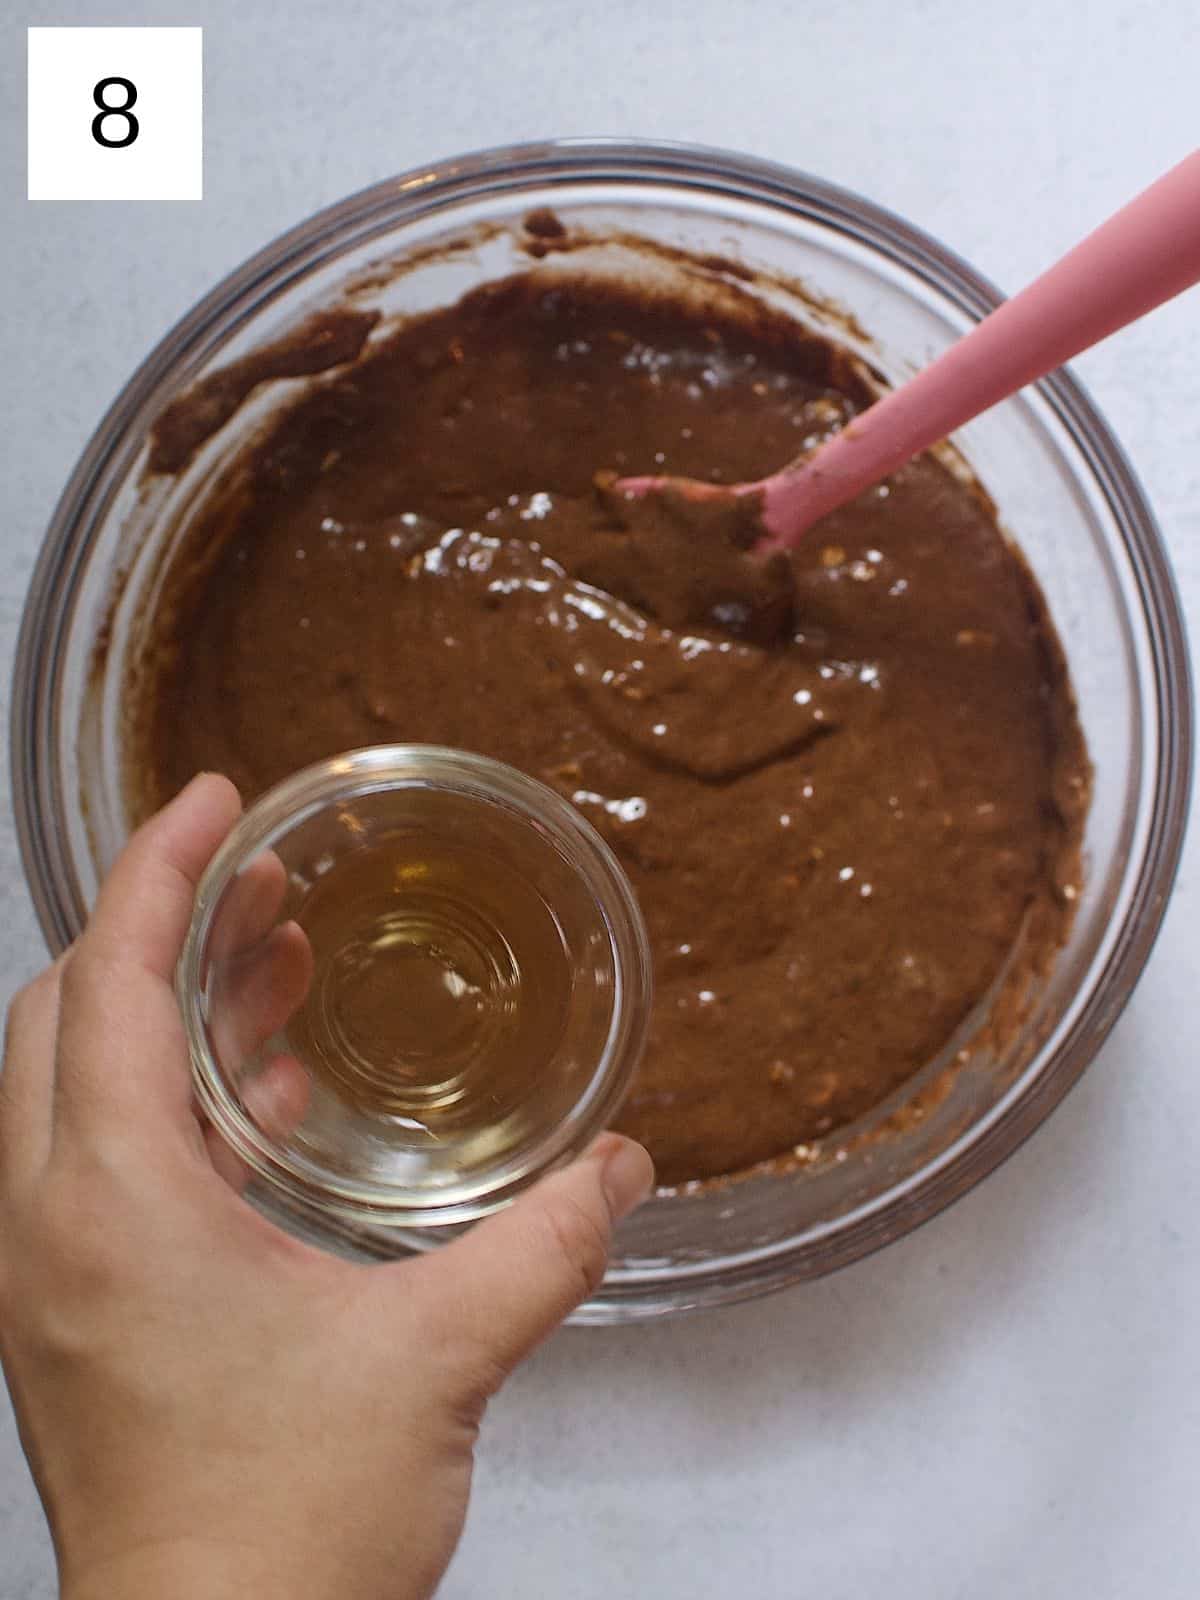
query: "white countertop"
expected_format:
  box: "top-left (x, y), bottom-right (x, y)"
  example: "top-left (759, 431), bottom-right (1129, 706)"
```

top-left (2, 1), bottom-right (1198, 1594)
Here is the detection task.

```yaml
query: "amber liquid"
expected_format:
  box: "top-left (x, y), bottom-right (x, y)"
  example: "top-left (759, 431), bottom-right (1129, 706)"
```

top-left (287, 835), bottom-right (573, 1135)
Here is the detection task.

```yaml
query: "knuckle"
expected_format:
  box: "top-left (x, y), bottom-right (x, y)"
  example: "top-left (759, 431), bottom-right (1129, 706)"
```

top-left (0, 1071), bottom-right (20, 1137)
top-left (4, 969), bottom-right (52, 1048)
top-left (34, 1175), bottom-right (122, 1281)
top-left (439, 1340), bottom-right (508, 1420)
top-left (537, 1190), bottom-right (611, 1300)
top-left (404, 1277), bottom-right (507, 1414)
top-left (0, 1192), bottom-right (113, 1362)
top-left (3, 988), bottom-right (32, 1048)
top-left (58, 945), bottom-right (119, 1011)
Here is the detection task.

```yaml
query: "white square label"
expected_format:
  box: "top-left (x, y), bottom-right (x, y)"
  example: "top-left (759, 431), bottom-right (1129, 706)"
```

top-left (28, 27), bottom-right (203, 201)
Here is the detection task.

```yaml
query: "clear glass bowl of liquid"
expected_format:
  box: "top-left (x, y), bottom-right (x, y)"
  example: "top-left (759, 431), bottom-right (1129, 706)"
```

top-left (177, 745), bottom-right (653, 1226)
top-left (13, 140), bottom-right (1191, 1318)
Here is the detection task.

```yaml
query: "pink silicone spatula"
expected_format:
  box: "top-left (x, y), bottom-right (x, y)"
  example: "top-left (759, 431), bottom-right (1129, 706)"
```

top-left (617, 150), bottom-right (1200, 555)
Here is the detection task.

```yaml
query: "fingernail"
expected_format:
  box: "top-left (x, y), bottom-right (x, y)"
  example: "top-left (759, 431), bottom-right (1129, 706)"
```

top-left (590, 1133), bottom-right (655, 1222)
top-left (165, 772), bottom-right (242, 823)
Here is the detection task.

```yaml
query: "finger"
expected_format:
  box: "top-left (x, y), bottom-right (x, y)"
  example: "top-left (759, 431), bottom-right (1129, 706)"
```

top-left (197, 921), bottom-right (312, 1190)
top-left (187, 857), bottom-right (300, 1134)
top-left (203, 1052), bottom-right (311, 1193)
top-left (54, 774), bottom-right (241, 1143)
top-left (211, 921), bottom-right (314, 1070)
top-left (407, 1133), bottom-right (654, 1387)
top-left (0, 957), bottom-right (68, 1188)
top-left (86, 772), bottom-right (242, 981)
top-left (208, 851), bottom-right (288, 965)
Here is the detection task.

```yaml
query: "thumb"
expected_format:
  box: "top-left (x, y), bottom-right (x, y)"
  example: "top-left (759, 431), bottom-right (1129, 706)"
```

top-left (413, 1133), bottom-right (654, 1382)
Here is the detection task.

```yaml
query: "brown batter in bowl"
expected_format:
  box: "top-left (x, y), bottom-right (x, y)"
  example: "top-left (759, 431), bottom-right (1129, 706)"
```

top-left (129, 248), bottom-right (1090, 1188)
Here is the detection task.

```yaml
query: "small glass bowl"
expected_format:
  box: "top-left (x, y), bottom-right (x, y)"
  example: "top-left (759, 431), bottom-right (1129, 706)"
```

top-left (12, 140), bottom-right (1192, 1320)
top-left (178, 745), bottom-right (652, 1227)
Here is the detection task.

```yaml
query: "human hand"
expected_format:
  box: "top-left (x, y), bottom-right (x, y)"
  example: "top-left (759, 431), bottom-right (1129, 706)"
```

top-left (0, 776), bottom-right (654, 1600)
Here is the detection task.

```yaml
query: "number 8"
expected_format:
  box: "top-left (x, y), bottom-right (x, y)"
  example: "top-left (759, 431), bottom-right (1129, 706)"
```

top-left (92, 77), bottom-right (139, 149)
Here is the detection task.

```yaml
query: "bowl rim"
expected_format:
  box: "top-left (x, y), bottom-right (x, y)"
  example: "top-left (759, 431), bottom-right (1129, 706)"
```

top-left (11, 136), bottom-right (1194, 1316)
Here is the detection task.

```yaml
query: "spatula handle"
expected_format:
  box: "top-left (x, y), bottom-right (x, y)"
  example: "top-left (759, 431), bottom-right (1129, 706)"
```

top-left (764, 149), bottom-right (1200, 546)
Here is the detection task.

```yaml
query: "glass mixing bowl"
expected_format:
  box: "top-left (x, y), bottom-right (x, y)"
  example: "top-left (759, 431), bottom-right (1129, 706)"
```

top-left (12, 139), bottom-right (1192, 1322)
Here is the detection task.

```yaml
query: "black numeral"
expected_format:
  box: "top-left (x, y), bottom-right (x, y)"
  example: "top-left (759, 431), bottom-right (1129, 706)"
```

top-left (91, 77), bottom-right (139, 149)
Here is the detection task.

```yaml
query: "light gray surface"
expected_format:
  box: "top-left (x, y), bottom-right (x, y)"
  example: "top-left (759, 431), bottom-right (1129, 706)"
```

top-left (1, 0), bottom-right (1197, 1594)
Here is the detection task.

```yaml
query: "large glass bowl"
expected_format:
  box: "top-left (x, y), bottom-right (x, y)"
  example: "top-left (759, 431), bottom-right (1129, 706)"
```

top-left (12, 139), bottom-right (1192, 1322)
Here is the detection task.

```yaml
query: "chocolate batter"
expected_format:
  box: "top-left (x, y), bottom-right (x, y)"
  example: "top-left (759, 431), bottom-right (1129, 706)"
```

top-left (133, 266), bottom-right (1089, 1187)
